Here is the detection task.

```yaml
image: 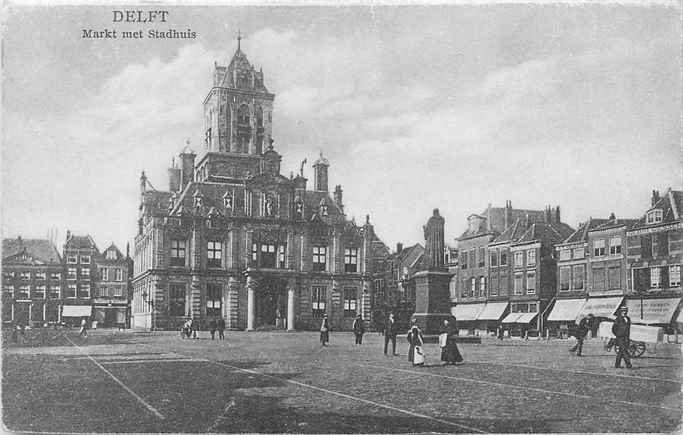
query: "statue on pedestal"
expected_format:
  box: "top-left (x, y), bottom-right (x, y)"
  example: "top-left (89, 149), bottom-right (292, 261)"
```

top-left (423, 208), bottom-right (445, 271)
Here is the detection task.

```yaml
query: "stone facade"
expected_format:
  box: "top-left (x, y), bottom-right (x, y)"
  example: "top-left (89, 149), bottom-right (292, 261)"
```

top-left (132, 40), bottom-right (388, 332)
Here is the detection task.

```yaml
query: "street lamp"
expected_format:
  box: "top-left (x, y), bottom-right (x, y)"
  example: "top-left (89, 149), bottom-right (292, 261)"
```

top-left (141, 291), bottom-right (155, 331)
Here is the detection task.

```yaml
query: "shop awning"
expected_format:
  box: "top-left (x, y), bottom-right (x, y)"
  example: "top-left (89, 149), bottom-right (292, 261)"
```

top-left (501, 312), bottom-right (523, 323)
top-left (516, 312), bottom-right (538, 324)
top-left (476, 302), bottom-right (509, 321)
top-left (576, 296), bottom-right (623, 320)
top-left (451, 303), bottom-right (486, 321)
top-left (62, 305), bottom-right (92, 317)
top-left (626, 298), bottom-right (681, 325)
top-left (547, 298), bottom-right (586, 322)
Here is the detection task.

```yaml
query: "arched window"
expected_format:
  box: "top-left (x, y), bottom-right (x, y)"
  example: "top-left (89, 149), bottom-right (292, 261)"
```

top-left (237, 104), bottom-right (250, 125)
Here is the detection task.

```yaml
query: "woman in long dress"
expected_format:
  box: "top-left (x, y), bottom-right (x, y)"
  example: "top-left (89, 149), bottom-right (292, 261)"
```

top-left (440, 318), bottom-right (463, 365)
top-left (320, 315), bottom-right (330, 346)
top-left (407, 320), bottom-right (424, 366)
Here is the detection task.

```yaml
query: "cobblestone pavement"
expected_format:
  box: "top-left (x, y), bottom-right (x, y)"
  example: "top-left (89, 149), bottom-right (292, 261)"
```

top-left (3, 329), bottom-right (681, 433)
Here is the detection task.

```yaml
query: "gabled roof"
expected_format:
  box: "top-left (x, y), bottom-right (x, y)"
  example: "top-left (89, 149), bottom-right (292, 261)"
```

top-left (64, 234), bottom-right (99, 252)
top-left (590, 218), bottom-right (639, 232)
top-left (395, 243), bottom-right (424, 268)
top-left (458, 206), bottom-right (547, 240)
top-left (2, 238), bottom-right (61, 264)
top-left (97, 243), bottom-right (125, 264)
top-left (514, 222), bottom-right (573, 246)
top-left (630, 188), bottom-right (682, 230)
top-left (491, 218), bottom-right (526, 245)
top-left (562, 218), bottom-right (611, 244)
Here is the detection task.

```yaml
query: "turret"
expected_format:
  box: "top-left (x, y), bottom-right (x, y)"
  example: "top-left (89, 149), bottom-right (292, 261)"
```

top-left (168, 157), bottom-right (181, 192)
top-left (333, 185), bottom-right (343, 213)
top-left (179, 143), bottom-right (196, 191)
top-left (313, 152), bottom-right (329, 192)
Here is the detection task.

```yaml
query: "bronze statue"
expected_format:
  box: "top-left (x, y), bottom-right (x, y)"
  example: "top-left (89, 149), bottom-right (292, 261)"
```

top-left (423, 208), bottom-right (445, 270)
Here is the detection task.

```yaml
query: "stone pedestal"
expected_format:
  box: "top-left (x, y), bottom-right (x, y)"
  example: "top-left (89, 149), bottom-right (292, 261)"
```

top-left (411, 270), bottom-right (452, 335)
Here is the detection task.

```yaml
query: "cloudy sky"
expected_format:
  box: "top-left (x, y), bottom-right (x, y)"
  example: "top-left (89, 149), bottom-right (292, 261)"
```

top-left (2, 3), bottom-right (681, 252)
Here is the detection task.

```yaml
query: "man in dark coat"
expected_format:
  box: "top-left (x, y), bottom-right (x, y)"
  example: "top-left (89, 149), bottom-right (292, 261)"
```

top-left (612, 307), bottom-right (632, 369)
top-left (383, 313), bottom-right (397, 355)
top-left (208, 318), bottom-right (217, 340)
top-left (217, 317), bottom-right (226, 340)
top-left (352, 314), bottom-right (365, 345)
top-left (569, 314), bottom-right (593, 356)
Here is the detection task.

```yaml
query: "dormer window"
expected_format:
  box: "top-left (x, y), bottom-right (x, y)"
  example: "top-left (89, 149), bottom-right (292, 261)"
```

top-left (106, 249), bottom-right (117, 260)
top-left (646, 209), bottom-right (663, 224)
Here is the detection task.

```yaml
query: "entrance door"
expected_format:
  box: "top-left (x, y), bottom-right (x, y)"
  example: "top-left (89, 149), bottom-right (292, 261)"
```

top-left (255, 277), bottom-right (287, 328)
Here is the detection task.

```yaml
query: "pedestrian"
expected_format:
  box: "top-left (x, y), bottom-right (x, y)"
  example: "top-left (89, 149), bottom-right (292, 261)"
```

top-left (79, 317), bottom-right (88, 338)
top-left (440, 318), bottom-right (464, 365)
top-left (612, 307), bottom-right (633, 369)
top-left (209, 317), bottom-right (217, 340)
top-left (407, 320), bottom-right (424, 366)
top-left (383, 313), bottom-right (397, 355)
top-left (497, 324), bottom-right (504, 340)
top-left (181, 318), bottom-right (192, 338)
top-left (217, 316), bottom-right (225, 340)
top-left (569, 314), bottom-right (592, 356)
top-left (352, 314), bottom-right (365, 345)
top-left (320, 314), bottom-right (330, 346)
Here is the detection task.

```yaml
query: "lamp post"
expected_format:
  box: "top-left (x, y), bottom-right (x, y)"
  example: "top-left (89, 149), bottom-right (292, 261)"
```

top-left (141, 291), bottom-right (155, 331)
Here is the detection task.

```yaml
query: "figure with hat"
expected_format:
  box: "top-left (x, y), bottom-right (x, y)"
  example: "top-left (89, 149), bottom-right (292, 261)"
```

top-left (612, 306), bottom-right (633, 369)
top-left (352, 313), bottom-right (365, 345)
top-left (407, 319), bottom-right (425, 366)
top-left (383, 313), bottom-right (398, 356)
top-left (320, 314), bottom-right (330, 346)
top-left (569, 314), bottom-right (593, 356)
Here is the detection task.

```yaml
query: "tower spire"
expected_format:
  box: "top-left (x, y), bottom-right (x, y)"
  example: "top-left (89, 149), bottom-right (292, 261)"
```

top-left (237, 28), bottom-right (242, 51)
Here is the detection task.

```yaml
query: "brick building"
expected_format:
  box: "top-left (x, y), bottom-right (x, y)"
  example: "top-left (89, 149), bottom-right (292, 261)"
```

top-left (93, 244), bottom-right (132, 327)
top-left (626, 189), bottom-right (682, 329)
top-left (2, 237), bottom-right (63, 326)
top-left (132, 39), bottom-right (388, 332)
top-left (61, 232), bottom-right (98, 322)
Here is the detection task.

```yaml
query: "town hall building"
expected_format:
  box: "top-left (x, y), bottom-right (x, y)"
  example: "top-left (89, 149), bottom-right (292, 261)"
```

top-left (131, 37), bottom-right (389, 331)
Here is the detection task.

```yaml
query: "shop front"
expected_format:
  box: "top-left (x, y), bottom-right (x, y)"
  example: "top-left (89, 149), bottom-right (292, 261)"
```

top-left (62, 305), bottom-right (92, 326)
top-left (451, 303), bottom-right (485, 335)
top-left (546, 298), bottom-right (586, 338)
top-left (625, 297), bottom-right (681, 333)
top-left (501, 311), bottom-right (538, 338)
top-left (475, 302), bottom-right (509, 335)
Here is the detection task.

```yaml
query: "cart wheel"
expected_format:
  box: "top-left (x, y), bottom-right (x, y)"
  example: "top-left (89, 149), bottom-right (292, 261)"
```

top-left (629, 341), bottom-right (646, 358)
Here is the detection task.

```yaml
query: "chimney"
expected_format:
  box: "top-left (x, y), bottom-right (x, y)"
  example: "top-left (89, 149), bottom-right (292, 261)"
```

top-left (313, 152), bottom-right (329, 192)
top-left (504, 200), bottom-right (513, 229)
top-left (179, 145), bottom-right (196, 190)
top-left (609, 212), bottom-right (616, 221)
top-left (140, 171), bottom-right (147, 195)
top-left (486, 204), bottom-right (492, 231)
top-left (168, 167), bottom-right (181, 192)
top-left (66, 230), bottom-right (71, 241)
top-left (555, 206), bottom-right (561, 224)
top-left (396, 242), bottom-right (403, 254)
top-left (651, 190), bottom-right (660, 207)
top-left (333, 185), bottom-right (343, 211)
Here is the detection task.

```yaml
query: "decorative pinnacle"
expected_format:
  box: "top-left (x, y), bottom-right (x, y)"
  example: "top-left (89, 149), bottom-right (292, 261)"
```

top-left (237, 28), bottom-right (242, 50)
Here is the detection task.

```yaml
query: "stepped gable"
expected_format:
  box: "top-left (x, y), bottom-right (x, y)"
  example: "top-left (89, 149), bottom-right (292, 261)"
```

top-left (2, 238), bottom-right (61, 263)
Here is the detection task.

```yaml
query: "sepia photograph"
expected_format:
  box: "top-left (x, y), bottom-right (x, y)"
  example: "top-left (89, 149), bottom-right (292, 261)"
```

top-left (1, 1), bottom-right (682, 433)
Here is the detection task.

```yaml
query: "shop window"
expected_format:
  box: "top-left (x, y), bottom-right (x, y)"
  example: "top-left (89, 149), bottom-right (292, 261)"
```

top-left (344, 248), bottom-right (358, 273)
top-left (170, 240), bottom-right (186, 267)
top-left (312, 286), bottom-right (326, 318)
top-left (206, 284), bottom-right (222, 317)
top-left (343, 288), bottom-right (357, 317)
top-left (207, 241), bottom-right (222, 268)
top-left (169, 284), bottom-right (186, 317)
top-left (312, 246), bottom-right (327, 272)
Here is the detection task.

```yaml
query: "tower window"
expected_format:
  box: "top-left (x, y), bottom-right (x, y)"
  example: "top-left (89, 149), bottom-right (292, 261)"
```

top-left (313, 246), bottom-right (327, 271)
top-left (344, 248), bottom-right (358, 273)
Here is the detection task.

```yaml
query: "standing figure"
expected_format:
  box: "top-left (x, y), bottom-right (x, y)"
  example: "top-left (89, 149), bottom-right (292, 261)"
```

top-left (440, 318), bottom-right (463, 365)
top-left (383, 313), bottom-right (397, 355)
top-left (217, 317), bottom-right (226, 340)
top-left (352, 314), bottom-right (365, 345)
top-left (320, 314), bottom-right (330, 346)
top-left (569, 314), bottom-right (592, 356)
top-left (497, 324), bottom-right (505, 340)
top-left (79, 318), bottom-right (88, 338)
top-left (407, 320), bottom-right (425, 366)
top-left (209, 318), bottom-right (217, 340)
top-left (612, 307), bottom-right (633, 369)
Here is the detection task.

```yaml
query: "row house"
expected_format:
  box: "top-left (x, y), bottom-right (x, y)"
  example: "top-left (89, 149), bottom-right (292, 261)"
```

top-left (132, 40), bottom-right (389, 332)
top-left (2, 237), bottom-right (63, 326)
top-left (626, 189), bottom-right (682, 328)
top-left (453, 201), bottom-right (572, 334)
top-left (61, 232), bottom-right (99, 321)
top-left (93, 244), bottom-right (133, 327)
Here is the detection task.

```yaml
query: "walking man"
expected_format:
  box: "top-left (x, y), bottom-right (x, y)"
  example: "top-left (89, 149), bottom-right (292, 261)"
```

top-left (383, 313), bottom-right (397, 355)
top-left (352, 314), bottom-right (365, 345)
top-left (78, 317), bottom-right (88, 338)
top-left (569, 314), bottom-right (593, 356)
top-left (217, 316), bottom-right (225, 340)
top-left (208, 317), bottom-right (217, 340)
top-left (612, 306), bottom-right (633, 369)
